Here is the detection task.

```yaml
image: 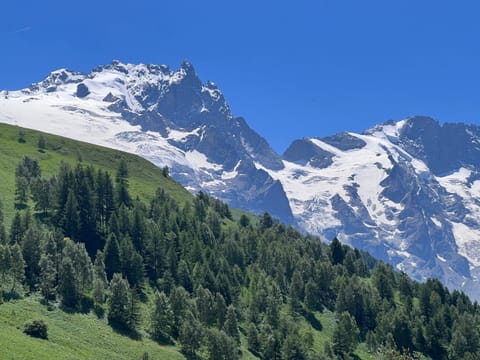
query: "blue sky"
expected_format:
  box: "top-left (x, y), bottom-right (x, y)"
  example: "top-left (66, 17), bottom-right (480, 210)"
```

top-left (1, 0), bottom-right (480, 153)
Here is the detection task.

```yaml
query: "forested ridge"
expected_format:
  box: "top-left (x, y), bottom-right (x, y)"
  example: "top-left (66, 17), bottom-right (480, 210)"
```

top-left (1, 129), bottom-right (480, 359)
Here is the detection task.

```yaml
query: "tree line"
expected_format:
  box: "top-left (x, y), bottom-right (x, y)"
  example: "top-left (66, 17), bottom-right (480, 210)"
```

top-left (2, 156), bottom-right (480, 359)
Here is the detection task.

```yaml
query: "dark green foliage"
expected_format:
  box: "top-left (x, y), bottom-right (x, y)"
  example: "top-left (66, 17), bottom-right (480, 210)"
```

top-left (37, 135), bottom-right (46, 150)
top-left (107, 273), bottom-right (131, 330)
top-left (2, 157), bottom-right (480, 360)
top-left (223, 305), bottom-right (240, 343)
top-left (104, 234), bottom-right (121, 280)
top-left (115, 159), bottom-right (131, 207)
top-left (58, 257), bottom-right (79, 308)
top-left (329, 237), bottom-right (344, 265)
top-left (333, 311), bottom-right (360, 357)
top-left (39, 254), bottom-right (56, 303)
top-left (206, 328), bottom-right (239, 360)
top-left (23, 319), bottom-right (48, 339)
top-left (149, 291), bottom-right (174, 343)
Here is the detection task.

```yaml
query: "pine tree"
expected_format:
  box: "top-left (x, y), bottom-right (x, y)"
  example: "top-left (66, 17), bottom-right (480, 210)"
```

top-left (39, 254), bottom-right (56, 303)
top-left (289, 270), bottom-right (304, 313)
top-left (149, 291), bottom-right (174, 342)
top-left (22, 224), bottom-right (42, 288)
top-left (93, 250), bottom-right (108, 305)
top-left (206, 328), bottom-right (239, 360)
top-left (37, 134), bottom-right (46, 150)
top-left (329, 237), bottom-right (344, 265)
top-left (14, 175), bottom-right (28, 209)
top-left (115, 159), bottom-right (131, 207)
top-left (63, 190), bottom-right (80, 239)
top-left (179, 312), bottom-right (203, 357)
top-left (247, 323), bottom-right (260, 355)
top-left (104, 234), bottom-right (121, 280)
top-left (58, 257), bottom-right (79, 308)
top-left (10, 242), bottom-right (26, 293)
top-left (119, 236), bottom-right (144, 289)
top-left (107, 273), bottom-right (130, 330)
top-left (333, 312), bottom-right (360, 357)
top-left (224, 305), bottom-right (240, 344)
top-left (9, 212), bottom-right (24, 244)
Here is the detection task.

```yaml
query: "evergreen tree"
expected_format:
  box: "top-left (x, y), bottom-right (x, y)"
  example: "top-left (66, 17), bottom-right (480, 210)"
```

top-left (9, 212), bottom-right (24, 244)
top-left (169, 286), bottom-right (190, 338)
top-left (107, 273), bottom-right (130, 330)
top-left (22, 224), bottom-right (42, 288)
top-left (14, 175), bottom-right (28, 209)
top-left (119, 236), bottom-right (144, 289)
top-left (289, 270), bottom-right (304, 313)
top-left (179, 312), bottom-right (203, 357)
top-left (149, 291), bottom-right (174, 342)
top-left (115, 159), bottom-right (131, 207)
top-left (37, 134), bottom-right (46, 150)
top-left (93, 250), bottom-right (108, 305)
top-left (329, 237), bottom-right (344, 265)
top-left (247, 323), bottom-right (260, 355)
top-left (224, 305), bottom-right (240, 344)
top-left (63, 190), bottom-right (80, 239)
top-left (39, 254), bottom-right (56, 303)
top-left (104, 233), bottom-right (121, 280)
top-left (449, 313), bottom-right (480, 359)
top-left (10, 242), bottom-right (26, 293)
top-left (126, 288), bottom-right (141, 331)
top-left (333, 312), bottom-right (360, 357)
top-left (58, 257), bottom-right (79, 308)
top-left (206, 328), bottom-right (239, 360)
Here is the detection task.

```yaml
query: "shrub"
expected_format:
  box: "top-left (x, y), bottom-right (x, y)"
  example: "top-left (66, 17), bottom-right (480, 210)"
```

top-left (23, 319), bottom-right (48, 339)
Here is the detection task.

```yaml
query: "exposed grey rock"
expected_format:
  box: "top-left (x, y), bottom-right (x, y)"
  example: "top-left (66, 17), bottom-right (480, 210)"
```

top-left (76, 83), bottom-right (90, 98)
top-left (283, 138), bottom-right (334, 168)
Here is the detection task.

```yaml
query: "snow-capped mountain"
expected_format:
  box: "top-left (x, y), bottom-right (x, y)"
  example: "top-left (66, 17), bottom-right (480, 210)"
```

top-left (0, 60), bottom-right (293, 224)
top-left (267, 118), bottom-right (480, 298)
top-left (1, 60), bottom-right (480, 299)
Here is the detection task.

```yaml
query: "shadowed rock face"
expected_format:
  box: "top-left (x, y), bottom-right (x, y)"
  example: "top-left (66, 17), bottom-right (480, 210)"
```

top-left (399, 116), bottom-right (480, 175)
top-left (283, 139), bottom-right (334, 168)
top-left (321, 132), bottom-right (367, 151)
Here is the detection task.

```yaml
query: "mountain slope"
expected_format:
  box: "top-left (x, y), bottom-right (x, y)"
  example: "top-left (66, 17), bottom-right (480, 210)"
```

top-left (2, 61), bottom-right (480, 299)
top-left (0, 123), bottom-right (191, 224)
top-left (0, 61), bottom-right (292, 224)
top-left (271, 117), bottom-right (480, 299)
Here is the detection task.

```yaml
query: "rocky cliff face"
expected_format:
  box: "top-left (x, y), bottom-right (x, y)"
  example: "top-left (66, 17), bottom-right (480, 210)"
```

top-left (2, 61), bottom-right (480, 299)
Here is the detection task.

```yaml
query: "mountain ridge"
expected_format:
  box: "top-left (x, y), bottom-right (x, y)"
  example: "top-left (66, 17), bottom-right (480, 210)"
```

top-left (2, 60), bottom-right (480, 299)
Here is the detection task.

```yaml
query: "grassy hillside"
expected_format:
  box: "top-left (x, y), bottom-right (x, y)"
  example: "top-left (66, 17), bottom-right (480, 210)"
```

top-left (0, 123), bottom-right (191, 224)
top-left (0, 297), bottom-right (184, 360)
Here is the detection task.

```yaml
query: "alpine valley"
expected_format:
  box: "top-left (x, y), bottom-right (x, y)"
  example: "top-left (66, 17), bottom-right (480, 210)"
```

top-left (1, 60), bottom-right (480, 299)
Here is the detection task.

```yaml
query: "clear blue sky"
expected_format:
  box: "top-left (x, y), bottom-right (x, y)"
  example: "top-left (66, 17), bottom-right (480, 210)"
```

top-left (1, 0), bottom-right (480, 153)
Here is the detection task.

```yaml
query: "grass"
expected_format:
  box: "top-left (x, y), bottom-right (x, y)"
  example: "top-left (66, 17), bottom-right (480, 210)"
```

top-left (0, 296), bottom-right (185, 360)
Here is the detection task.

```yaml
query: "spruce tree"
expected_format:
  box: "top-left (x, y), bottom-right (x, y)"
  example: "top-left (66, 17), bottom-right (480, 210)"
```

top-left (39, 254), bottom-right (57, 303)
top-left (104, 234), bottom-right (121, 280)
top-left (58, 257), bottom-right (79, 308)
top-left (179, 312), bottom-right (203, 357)
top-left (107, 273), bottom-right (130, 330)
top-left (149, 291), bottom-right (174, 342)
top-left (333, 312), bottom-right (360, 357)
top-left (224, 305), bottom-right (240, 344)
top-left (115, 159), bottom-right (131, 207)
top-left (10, 242), bottom-right (26, 293)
